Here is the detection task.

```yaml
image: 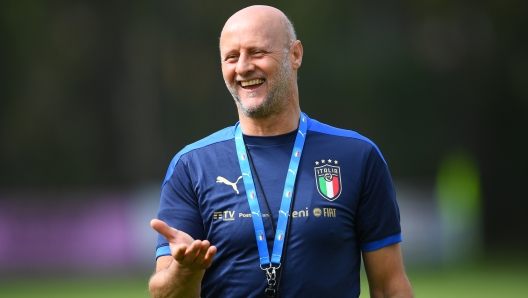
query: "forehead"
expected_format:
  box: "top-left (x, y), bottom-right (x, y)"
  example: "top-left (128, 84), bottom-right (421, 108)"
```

top-left (220, 13), bottom-right (285, 53)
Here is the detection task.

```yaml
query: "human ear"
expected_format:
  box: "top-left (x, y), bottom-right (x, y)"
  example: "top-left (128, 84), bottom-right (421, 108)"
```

top-left (291, 40), bottom-right (303, 70)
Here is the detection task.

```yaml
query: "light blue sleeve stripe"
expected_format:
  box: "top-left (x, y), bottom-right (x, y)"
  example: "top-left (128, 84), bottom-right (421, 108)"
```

top-left (360, 233), bottom-right (402, 252)
top-left (307, 118), bottom-right (387, 165)
top-left (156, 246), bottom-right (172, 259)
top-left (161, 126), bottom-right (236, 189)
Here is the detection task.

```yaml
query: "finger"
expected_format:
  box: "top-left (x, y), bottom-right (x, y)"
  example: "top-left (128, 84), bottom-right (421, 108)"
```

top-left (182, 240), bottom-right (204, 264)
top-left (150, 219), bottom-right (176, 241)
top-left (202, 246), bottom-right (217, 268)
top-left (173, 244), bottom-right (188, 262)
top-left (193, 240), bottom-right (211, 265)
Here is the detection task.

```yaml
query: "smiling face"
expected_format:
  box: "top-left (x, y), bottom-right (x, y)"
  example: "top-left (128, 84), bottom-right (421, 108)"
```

top-left (220, 6), bottom-right (297, 119)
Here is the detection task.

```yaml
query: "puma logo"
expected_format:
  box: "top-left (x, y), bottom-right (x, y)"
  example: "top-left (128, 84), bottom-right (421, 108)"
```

top-left (216, 176), bottom-right (243, 194)
top-left (298, 129), bottom-right (306, 138)
top-left (279, 209), bottom-right (289, 217)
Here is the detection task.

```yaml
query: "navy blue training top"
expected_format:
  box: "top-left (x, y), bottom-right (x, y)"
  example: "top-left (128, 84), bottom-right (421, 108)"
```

top-left (155, 114), bottom-right (401, 298)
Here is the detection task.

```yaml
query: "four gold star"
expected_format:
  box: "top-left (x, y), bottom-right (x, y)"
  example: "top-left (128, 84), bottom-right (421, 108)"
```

top-left (315, 159), bottom-right (339, 165)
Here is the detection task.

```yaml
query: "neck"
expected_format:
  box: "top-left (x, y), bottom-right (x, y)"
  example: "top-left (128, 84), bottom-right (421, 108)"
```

top-left (238, 106), bottom-right (300, 136)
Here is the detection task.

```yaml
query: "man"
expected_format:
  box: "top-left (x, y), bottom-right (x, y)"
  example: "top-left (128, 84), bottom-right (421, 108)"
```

top-left (149, 5), bottom-right (413, 298)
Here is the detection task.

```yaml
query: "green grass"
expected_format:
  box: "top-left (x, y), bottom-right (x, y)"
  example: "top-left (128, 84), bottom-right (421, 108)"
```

top-left (0, 276), bottom-right (151, 298)
top-left (1, 261), bottom-right (527, 298)
top-left (360, 261), bottom-right (528, 298)
top-left (407, 268), bottom-right (528, 298)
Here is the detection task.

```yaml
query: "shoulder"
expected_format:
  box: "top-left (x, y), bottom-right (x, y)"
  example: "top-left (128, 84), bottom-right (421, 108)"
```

top-left (306, 116), bottom-right (387, 164)
top-left (162, 126), bottom-right (235, 188)
top-left (181, 126), bottom-right (235, 154)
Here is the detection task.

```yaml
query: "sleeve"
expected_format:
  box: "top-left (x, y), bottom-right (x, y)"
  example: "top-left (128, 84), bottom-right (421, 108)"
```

top-left (355, 145), bottom-right (402, 252)
top-left (155, 155), bottom-right (205, 259)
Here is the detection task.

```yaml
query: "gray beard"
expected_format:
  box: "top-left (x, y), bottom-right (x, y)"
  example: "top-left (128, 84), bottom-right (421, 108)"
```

top-left (226, 57), bottom-right (293, 119)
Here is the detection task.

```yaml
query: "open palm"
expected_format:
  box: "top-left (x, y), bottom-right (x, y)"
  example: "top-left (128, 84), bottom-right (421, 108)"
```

top-left (151, 219), bottom-right (217, 271)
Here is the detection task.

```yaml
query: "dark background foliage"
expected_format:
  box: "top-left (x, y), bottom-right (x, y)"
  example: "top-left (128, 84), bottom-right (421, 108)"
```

top-left (1, 0), bottom-right (527, 252)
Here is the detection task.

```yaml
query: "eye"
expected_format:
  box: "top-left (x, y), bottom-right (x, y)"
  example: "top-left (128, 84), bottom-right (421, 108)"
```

top-left (224, 54), bottom-right (239, 63)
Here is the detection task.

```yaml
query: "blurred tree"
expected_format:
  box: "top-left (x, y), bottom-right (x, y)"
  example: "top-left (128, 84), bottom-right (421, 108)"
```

top-left (0, 0), bottom-right (526, 250)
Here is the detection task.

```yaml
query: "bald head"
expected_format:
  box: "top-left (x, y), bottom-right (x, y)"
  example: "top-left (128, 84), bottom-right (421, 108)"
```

top-left (219, 5), bottom-right (303, 125)
top-left (220, 5), bottom-right (296, 50)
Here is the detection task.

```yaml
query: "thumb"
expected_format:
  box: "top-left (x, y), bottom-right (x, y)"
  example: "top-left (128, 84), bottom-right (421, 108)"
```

top-left (150, 219), bottom-right (176, 241)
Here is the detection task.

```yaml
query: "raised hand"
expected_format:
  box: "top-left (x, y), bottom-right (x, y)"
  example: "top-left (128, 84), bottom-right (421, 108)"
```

top-left (151, 219), bottom-right (217, 271)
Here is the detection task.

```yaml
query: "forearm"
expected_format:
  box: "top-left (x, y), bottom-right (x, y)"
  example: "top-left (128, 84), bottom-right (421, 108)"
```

top-left (363, 244), bottom-right (414, 298)
top-left (149, 260), bottom-right (205, 298)
top-left (368, 272), bottom-right (413, 298)
top-left (367, 270), bottom-right (413, 298)
top-left (369, 285), bottom-right (414, 298)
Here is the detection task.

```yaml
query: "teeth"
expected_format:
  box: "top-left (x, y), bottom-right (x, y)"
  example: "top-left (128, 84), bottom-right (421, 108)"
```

top-left (241, 79), bottom-right (264, 87)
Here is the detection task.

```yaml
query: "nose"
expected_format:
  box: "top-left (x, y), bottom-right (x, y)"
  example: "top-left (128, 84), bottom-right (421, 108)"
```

top-left (235, 53), bottom-right (254, 76)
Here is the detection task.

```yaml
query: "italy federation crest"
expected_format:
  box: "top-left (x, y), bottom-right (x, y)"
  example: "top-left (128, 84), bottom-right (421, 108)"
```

top-left (314, 162), bottom-right (342, 201)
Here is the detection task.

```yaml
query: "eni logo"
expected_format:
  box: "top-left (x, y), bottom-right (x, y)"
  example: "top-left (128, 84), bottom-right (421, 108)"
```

top-left (216, 176), bottom-right (242, 194)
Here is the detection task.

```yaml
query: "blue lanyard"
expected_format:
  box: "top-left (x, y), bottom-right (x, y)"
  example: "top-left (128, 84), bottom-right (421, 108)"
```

top-left (234, 113), bottom-right (308, 267)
